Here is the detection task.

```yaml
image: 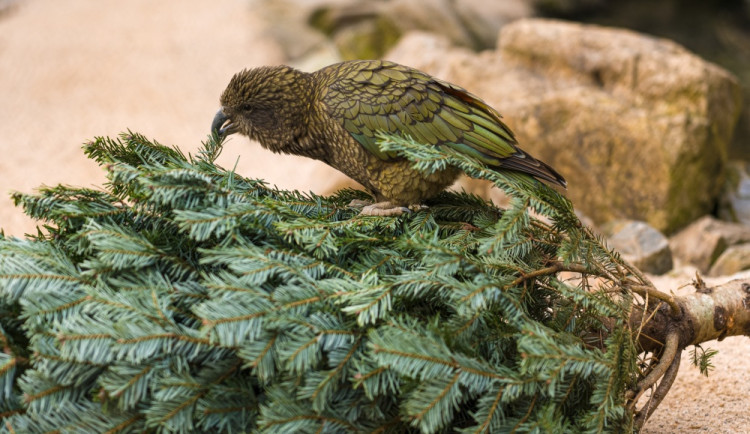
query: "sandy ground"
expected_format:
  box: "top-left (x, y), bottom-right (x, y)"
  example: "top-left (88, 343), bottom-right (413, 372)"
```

top-left (0, 0), bottom-right (349, 237)
top-left (0, 1), bottom-right (748, 432)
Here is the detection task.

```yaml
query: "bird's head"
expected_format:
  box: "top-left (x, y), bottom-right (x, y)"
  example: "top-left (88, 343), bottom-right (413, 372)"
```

top-left (211, 65), bottom-right (312, 152)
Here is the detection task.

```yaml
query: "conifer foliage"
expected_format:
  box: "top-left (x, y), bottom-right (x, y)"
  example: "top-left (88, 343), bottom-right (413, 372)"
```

top-left (0, 133), bottom-right (644, 432)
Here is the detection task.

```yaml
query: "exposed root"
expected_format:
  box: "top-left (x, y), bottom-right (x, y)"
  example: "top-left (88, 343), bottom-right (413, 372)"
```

top-left (625, 278), bottom-right (750, 428)
top-left (625, 331), bottom-right (679, 410)
top-left (634, 350), bottom-right (682, 430)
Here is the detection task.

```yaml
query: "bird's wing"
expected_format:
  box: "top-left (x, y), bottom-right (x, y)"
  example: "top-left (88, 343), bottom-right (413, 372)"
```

top-left (321, 60), bottom-right (566, 187)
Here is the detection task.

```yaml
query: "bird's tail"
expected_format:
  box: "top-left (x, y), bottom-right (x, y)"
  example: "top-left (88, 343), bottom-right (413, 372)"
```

top-left (496, 150), bottom-right (567, 188)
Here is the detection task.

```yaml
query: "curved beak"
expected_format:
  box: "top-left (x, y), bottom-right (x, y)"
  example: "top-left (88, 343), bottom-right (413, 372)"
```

top-left (211, 109), bottom-right (237, 138)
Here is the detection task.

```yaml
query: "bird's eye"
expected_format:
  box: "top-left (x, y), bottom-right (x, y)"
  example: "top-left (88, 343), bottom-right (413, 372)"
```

top-left (240, 103), bottom-right (253, 112)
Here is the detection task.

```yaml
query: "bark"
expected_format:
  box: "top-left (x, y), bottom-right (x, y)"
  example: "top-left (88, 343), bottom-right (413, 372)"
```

top-left (633, 278), bottom-right (750, 353)
top-left (627, 277), bottom-right (750, 430)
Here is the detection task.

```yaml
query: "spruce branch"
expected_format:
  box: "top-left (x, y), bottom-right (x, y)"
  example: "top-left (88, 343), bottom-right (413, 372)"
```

top-left (0, 132), bottom-right (746, 432)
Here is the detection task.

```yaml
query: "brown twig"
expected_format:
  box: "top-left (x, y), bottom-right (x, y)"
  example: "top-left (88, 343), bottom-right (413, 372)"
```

top-left (507, 261), bottom-right (601, 289)
top-left (627, 284), bottom-right (681, 318)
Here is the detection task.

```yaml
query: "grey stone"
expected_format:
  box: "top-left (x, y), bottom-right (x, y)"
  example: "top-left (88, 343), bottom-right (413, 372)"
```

top-left (719, 161), bottom-right (750, 226)
top-left (254, 0), bottom-right (339, 61)
top-left (454, 0), bottom-right (534, 49)
top-left (606, 220), bottom-right (673, 275)
top-left (302, 0), bottom-right (534, 60)
top-left (382, 0), bottom-right (533, 50)
top-left (384, 0), bottom-right (476, 50)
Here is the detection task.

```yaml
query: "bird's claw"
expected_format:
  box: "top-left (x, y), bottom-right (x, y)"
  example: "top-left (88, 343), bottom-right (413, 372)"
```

top-left (350, 200), bottom-right (424, 216)
top-left (361, 204), bottom-right (411, 216)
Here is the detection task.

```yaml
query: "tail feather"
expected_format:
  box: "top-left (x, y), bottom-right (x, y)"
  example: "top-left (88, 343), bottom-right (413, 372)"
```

top-left (496, 150), bottom-right (567, 188)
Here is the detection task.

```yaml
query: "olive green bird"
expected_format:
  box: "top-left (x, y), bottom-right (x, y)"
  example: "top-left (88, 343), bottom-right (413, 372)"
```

top-left (212, 60), bottom-right (566, 216)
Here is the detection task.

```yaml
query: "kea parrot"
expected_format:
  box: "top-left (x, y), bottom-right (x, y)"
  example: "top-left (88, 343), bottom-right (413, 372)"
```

top-left (212, 60), bottom-right (566, 216)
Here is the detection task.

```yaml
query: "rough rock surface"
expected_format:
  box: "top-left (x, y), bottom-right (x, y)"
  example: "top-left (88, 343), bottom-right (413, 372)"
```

top-left (605, 220), bottom-right (673, 274)
top-left (254, 0), bottom-right (333, 61)
top-left (719, 161), bottom-right (750, 226)
top-left (383, 0), bottom-right (532, 50)
top-left (385, 19), bottom-right (743, 233)
top-left (669, 216), bottom-right (750, 272)
top-left (708, 243), bottom-right (750, 276)
top-left (303, 0), bottom-right (533, 59)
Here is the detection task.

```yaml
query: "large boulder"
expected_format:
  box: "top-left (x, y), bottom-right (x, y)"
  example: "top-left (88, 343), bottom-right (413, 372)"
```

top-left (669, 215), bottom-right (750, 272)
top-left (385, 19), bottom-right (742, 233)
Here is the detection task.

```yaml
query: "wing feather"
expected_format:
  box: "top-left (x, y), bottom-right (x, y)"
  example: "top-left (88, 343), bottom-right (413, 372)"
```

top-left (321, 60), bottom-right (566, 187)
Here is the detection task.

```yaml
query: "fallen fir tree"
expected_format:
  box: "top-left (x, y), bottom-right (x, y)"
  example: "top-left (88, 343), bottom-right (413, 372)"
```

top-left (0, 133), bottom-right (748, 433)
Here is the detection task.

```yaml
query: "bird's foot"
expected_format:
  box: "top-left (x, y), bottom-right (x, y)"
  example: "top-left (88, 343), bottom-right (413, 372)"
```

top-left (349, 199), bottom-right (410, 216)
top-left (361, 202), bottom-right (411, 216)
top-left (349, 200), bottom-right (426, 216)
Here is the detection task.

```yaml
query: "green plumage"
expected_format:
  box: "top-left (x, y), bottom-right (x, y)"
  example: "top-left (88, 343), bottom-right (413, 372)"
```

top-left (213, 60), bottom-right (566, 215)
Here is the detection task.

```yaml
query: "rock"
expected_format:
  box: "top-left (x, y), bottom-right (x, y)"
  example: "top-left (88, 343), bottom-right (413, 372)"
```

top-left (307, 1), bottom-right (402, 60)
top-left (453, 0), bottom-right (534, 48)
top-left (384, 0), bottom-right (533, 50)
top-left (383, 0), bottom-right (477, 51)
top-left (330, 15), bottom-right (402, 60)
top-left (305, 0), bottom-right (534, 59)
top-left (385, 19), bottom-right (743, 233)
top-left (255, 0), bottom-right (341, 61)
top-left (531, 0), bottom-right (607, 16)
top-left (718, 161), bottom-right (750, 226)
top-left (605, 220), bottom-right (673, 275)
top-left (669, 215), bottom-right (750, 272)
top-left (289, 42), bottom-right (342, 74)
top-left (386, 31), bottom-right (480, 81)
top-left (708, 243), bottom-right (750, 276)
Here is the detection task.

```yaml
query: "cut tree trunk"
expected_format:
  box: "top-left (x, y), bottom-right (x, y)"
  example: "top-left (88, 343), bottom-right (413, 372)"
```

top-left (627, 277), bottom-right (750, 429)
